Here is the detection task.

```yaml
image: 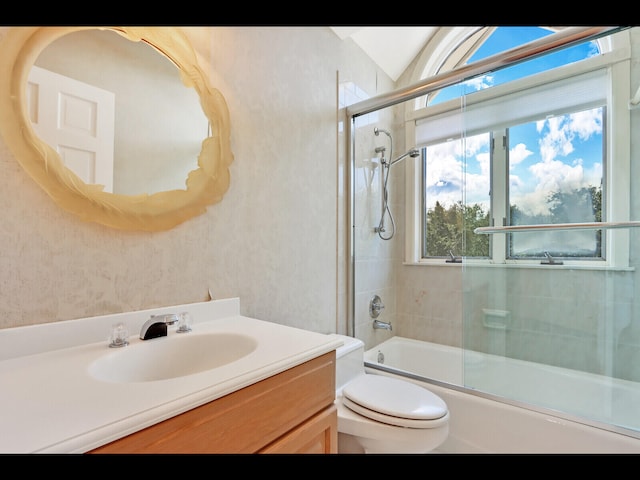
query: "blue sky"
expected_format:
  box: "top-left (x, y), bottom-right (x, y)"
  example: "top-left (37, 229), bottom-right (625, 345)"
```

top-left (432, 27), bottom-right (600, 104)
top-left (427, 27), bottom-right (602, 218)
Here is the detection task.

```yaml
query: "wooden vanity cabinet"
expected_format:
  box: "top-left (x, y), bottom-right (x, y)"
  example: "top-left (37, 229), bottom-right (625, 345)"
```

top-left (90, 350), bottom-right (337, 454)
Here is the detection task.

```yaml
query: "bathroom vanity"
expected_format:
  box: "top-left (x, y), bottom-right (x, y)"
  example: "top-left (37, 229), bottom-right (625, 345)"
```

top-left (0, 298), bottom-right (341, 453)
top-left (90, 351), bottom-right (337, 453)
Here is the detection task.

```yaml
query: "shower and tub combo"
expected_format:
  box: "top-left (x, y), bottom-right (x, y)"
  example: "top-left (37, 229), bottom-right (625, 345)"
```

top-left (346, 27), bottom-right (640, 453)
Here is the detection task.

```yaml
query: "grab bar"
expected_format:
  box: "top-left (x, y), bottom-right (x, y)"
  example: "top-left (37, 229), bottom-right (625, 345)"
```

top-left (474, 221), bottom-right (640, 234)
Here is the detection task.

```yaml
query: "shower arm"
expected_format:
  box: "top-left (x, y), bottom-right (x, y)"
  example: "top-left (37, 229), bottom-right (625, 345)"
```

top-left (385, 148), bottom-right (420, 168)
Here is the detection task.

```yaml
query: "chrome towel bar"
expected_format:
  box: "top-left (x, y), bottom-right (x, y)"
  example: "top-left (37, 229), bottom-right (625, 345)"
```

top-left (474, 221), bottom-right (640, 234)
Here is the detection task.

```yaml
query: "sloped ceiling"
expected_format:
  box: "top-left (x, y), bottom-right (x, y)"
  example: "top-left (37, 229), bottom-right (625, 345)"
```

top-left (330, 26), bottom-right (439, 82)
top-left (330, 26), bottom-right (572, 83)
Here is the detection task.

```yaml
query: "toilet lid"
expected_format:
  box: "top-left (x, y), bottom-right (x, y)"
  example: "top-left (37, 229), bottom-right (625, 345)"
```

top-left (342, 375), bottom-right (448, 428)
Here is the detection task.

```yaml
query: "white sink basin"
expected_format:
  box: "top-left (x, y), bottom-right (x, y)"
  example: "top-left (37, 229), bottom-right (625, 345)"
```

top-left (88, 333), bottom-right (258, 383)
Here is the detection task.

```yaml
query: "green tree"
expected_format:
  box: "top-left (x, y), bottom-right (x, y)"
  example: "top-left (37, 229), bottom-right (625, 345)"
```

top-left (426, 201), bottom-right (489, 257)
top-left (426, 201), bottom-right (454, 256)
top-left (547, 186), bottom-right (601, 223)
top-left (463, 203), bottom-right (490, 256)
top-left (547, 185), bottom-right (602, 255)
top-left (426, 185), bottom-right (601, 259)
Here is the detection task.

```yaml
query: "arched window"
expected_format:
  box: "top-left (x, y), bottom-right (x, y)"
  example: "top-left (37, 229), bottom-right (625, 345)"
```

top-left (404, 27), bottom-right (630, 268)
top-left (426, 27), bottom-right (601, 106)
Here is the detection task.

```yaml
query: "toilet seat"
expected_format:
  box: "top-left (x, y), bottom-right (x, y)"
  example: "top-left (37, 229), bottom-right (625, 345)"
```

top-left (341, 375), bottom-right (448, 428)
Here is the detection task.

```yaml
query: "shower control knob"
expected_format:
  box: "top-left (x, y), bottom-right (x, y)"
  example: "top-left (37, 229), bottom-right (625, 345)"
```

top-left (369, 295), bottom-right (385, 319)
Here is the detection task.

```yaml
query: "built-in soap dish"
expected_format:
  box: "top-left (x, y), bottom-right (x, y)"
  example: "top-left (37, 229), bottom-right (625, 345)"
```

top-left (482, 309), bottom-right (511, 330)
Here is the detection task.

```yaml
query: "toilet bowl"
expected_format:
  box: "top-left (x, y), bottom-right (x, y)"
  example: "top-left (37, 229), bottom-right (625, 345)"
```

top-left (331, 334), bottom-right (449, 454)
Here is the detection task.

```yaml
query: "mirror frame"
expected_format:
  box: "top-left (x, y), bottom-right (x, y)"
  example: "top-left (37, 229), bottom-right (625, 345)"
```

top-left (0, 27), bottom-right (233, 231)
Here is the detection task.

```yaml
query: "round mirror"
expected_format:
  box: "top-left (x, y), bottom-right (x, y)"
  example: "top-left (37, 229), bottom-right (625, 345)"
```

top-left (0, 27), bottom-right (233, 231)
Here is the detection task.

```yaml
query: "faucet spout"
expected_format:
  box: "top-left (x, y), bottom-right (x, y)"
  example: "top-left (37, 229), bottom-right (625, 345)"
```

top-left (140, 313), bottom-right (179, 340)
top-left (373, 319), bottom-right (392, 331)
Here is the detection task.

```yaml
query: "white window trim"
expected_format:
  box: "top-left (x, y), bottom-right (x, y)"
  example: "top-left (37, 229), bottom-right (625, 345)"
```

top-left (403, 47), bottom-right (632, 269)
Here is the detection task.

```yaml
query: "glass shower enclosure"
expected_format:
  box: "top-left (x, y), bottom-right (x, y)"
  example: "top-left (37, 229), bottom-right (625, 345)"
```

top-left (346, 26), bottom-right (640, 438)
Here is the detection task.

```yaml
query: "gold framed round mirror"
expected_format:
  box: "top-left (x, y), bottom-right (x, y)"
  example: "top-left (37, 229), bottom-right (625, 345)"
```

top-left (0, 27), bottom-right (233, 231)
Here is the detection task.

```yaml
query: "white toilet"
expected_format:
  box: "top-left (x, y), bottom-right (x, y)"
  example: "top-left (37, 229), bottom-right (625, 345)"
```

top-left (331, 334), bottom-right (449, 454)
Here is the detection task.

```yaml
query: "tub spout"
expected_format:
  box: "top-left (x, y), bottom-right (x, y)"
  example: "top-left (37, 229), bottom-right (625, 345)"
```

top-left (373, 319), bottom-right (392, 331)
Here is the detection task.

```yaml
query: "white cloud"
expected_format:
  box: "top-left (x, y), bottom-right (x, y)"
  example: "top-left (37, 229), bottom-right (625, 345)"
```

top-left (537, 109), bottom-right (602, 163)
top-left (512, 156), bottom-right (590, 216)
top-left (538, 116), bottom-right (575, 162)
top-left (509, 142), bottom-right (533, 168)
top-left (425, 140), bottom-right (462, 209)
top-left (464, 74), bottom-right (494, 92)
top-left (569, 108), bottom-right (602, 140)
top-left (510, 109), bottom-right (602, 216)
top-left (425, 135), bottom-right (491, 209)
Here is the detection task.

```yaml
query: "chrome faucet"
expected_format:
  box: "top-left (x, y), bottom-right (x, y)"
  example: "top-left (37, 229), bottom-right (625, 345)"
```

top-left (373, 319), bottom-right (392, 331)
top-left (140, 313), bottom-right (179, 340)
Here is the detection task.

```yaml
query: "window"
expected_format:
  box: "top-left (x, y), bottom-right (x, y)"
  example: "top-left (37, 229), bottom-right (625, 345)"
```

top-left (506, 108), bottom-right (604, 260)
top-left (423, 131), bottom-right (491, 258)
top-left (405, 29), bottom-right (631, 268)
top-left (422, 105), bottom-right (604, 262)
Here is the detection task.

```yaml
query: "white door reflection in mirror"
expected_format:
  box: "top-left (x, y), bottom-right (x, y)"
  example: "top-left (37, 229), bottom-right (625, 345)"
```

top-left (33, 29), bottom-right (207, 196)
top-left (27, 65), bottom-right (115, 192)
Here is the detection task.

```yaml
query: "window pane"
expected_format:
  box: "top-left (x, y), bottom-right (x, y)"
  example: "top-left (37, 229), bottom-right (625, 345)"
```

top-left (424, 132), bottom-right (491, 257)
top-left (508, 107), bottom-right (604, 259)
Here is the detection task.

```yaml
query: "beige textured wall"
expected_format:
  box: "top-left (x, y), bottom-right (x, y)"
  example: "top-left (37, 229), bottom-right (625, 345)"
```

top-left (0, 26), bottom-right (388, 334)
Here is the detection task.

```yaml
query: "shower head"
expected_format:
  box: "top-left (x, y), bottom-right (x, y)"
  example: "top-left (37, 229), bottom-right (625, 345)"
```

top-left (374, 127), bottom-right (392, 138)
top-left (387, 148), bottom-right (420, 167)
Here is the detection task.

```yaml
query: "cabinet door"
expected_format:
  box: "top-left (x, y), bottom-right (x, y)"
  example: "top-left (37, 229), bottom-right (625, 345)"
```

top-left (259, 405), bottom-right (337, 454)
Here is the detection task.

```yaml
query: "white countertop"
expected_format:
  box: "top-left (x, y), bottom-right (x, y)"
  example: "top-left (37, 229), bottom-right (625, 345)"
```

top-left (0, 298), bottom-right (342, 453)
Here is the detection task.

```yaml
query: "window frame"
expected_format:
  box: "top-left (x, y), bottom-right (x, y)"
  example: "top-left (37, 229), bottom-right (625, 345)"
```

top-left (403, 47), bottom-right (632, 270)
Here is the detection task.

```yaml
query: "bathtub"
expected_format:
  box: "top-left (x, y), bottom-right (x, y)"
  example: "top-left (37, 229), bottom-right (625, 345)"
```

top-left (364, 336), bottom-right (640, 453)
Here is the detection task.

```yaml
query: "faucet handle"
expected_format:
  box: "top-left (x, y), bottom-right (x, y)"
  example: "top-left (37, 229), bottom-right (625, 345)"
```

top-left (177, 312), bottom-right (193, 333)
top-left (369, 295), bottom-right (385, 319)
top-left (109, 322), bottom-right (129, 348)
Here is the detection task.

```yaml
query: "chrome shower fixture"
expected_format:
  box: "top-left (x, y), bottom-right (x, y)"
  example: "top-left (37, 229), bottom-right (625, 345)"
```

top-left (374, 127), bottom-right (393, 157)
top-left (374, 127), bottom-right (392, 138)
top-left (375, 147), bottom-right (420, 241)
top-left (383, 148), bottom-right (420, 168)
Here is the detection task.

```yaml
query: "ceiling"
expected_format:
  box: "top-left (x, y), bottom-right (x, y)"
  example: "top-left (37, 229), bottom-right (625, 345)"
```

top-left (330, 27), bottom-right (440, 82)
top-left (330, 26), bottom-right (575, 83)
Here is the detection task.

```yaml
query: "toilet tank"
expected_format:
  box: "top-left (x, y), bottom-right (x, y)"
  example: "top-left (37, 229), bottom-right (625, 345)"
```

top-left (329, 334), bottom-right (365, 390)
